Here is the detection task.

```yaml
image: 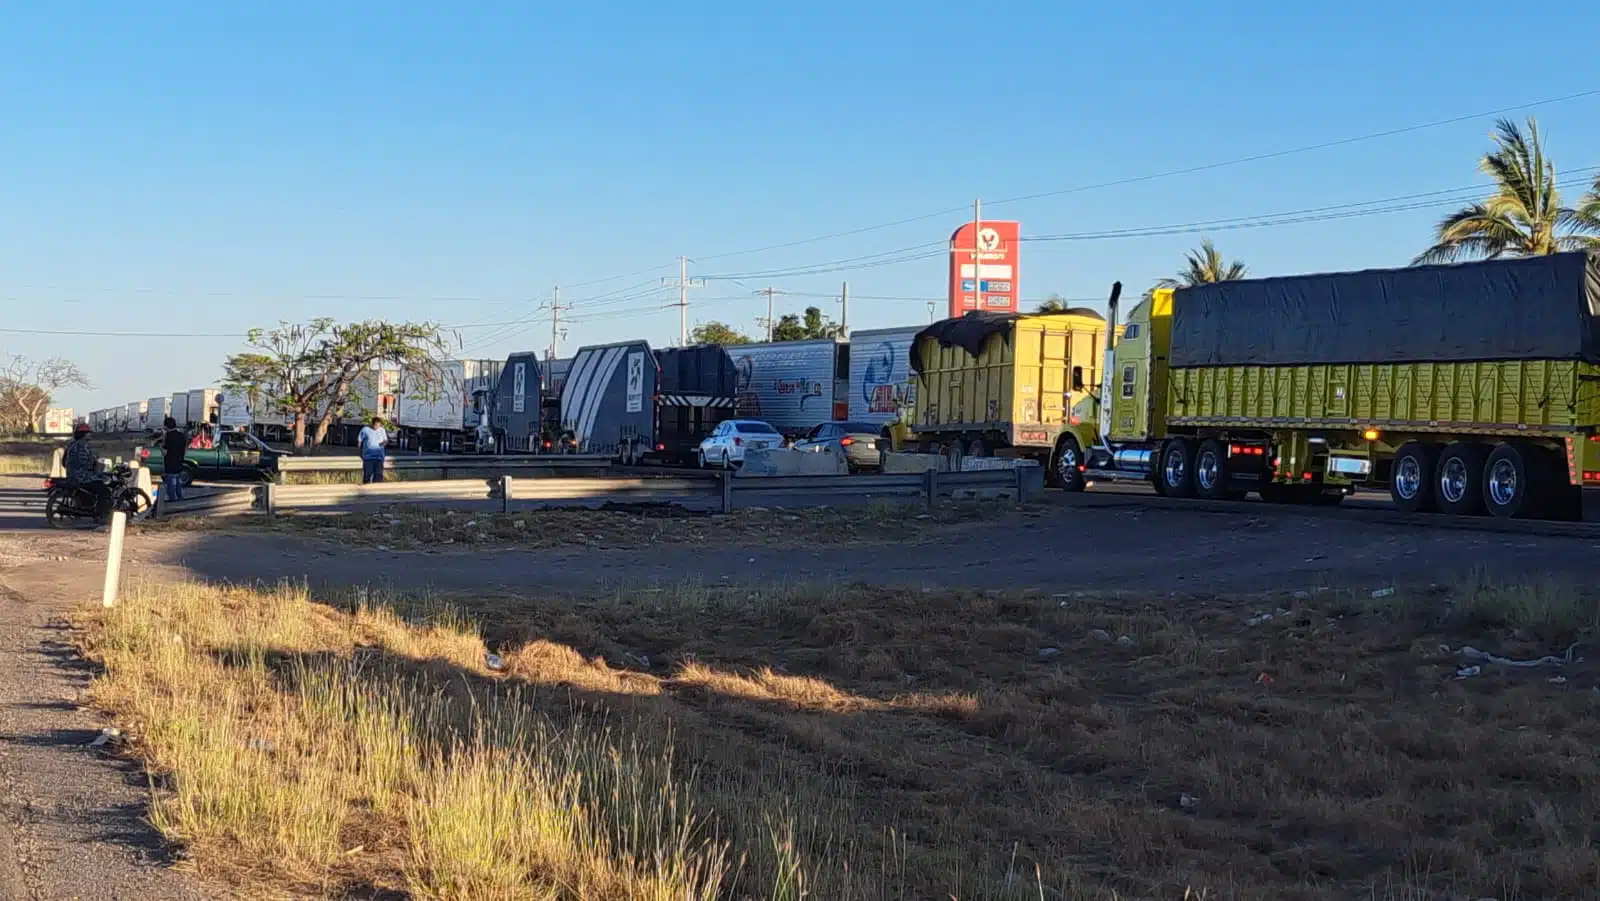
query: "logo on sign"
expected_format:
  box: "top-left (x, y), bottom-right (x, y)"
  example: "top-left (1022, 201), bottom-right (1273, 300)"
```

top-left (625, 352), bottom-right (645, 413)
top-left (977, 227), bottom-right (1001, 251)
top-left (511, 363), bottom-right (526, 413)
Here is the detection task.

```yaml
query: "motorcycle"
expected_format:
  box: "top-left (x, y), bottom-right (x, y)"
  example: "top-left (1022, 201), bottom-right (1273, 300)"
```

top-left (43, 463), bottom-right (154, 529)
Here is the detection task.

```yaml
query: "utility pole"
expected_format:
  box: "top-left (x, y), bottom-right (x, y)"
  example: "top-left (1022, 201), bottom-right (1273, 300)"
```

top-left (969, 197), bottom-right (982, 315)
top-left (839, 281), bottom-right (849, 335)
top-left (755, 287), bottom-right (784, 342)
top-left (545, 285), bottom-right (568, 362)
top-left (662, 256), bottom-right (705, 346)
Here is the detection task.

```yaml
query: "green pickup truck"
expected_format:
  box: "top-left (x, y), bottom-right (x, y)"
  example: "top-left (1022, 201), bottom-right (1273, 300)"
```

top-left (139, 431), bottom-right (286, 484)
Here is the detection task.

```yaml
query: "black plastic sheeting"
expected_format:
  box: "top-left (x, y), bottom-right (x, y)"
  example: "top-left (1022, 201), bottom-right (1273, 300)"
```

top-left (910, 308), bottom-right (1106, 372)
top-left (656, 345), bottom-right (738, 396)
top-left (1170, 252), bottom-right (1600, 367)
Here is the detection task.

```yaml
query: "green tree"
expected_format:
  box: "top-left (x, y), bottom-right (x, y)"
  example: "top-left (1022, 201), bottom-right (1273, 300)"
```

top-left (1034, 294), bottom-right (1069, 313)
top-left (688, 321), bottom-right (753, 345)
top-left (771, 306), bottom-right (844, 342)
top-left (1414, 117), bottom-right (1598, 264)
top-left (223, 319), bottom-right (452, 449)
top-left (1157, 239), bottom-right (1248, 289)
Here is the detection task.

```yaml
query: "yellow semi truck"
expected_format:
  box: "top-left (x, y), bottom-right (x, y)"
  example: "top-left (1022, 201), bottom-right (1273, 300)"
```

top-left (881, 308), bottom-right (1113, 480)
top-left (1065, 251), bottom-right (1600, 520)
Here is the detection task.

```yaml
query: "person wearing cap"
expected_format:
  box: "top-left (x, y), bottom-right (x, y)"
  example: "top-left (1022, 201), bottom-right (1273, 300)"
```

top-left (63, 423), bottom-right (113, 522)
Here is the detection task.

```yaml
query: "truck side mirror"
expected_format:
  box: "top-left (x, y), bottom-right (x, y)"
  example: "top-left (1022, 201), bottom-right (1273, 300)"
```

top-left (1071, 366), bottom-right (1085, 392)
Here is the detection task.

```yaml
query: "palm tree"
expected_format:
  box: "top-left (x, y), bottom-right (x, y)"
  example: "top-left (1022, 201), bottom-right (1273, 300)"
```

top-left (1414, 116), bottom-right (1597, 264)
top-left (1577, 171), bottom-right (1600, 244)
top-left (1156, 239), bottom-right (1247, 289)
top-left (1034, 294), bottom-right (1069, 313)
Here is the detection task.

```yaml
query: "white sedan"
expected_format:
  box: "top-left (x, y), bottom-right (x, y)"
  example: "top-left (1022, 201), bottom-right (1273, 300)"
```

top-left (698, 419), bottom-right (783, 468)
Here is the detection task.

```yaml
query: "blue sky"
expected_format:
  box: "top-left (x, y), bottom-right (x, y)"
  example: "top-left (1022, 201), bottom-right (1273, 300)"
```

top-left (4, 2), bottom-right (1600, 413)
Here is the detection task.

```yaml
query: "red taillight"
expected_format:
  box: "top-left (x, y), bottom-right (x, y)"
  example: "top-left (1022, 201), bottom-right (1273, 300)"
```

top-left (139, 448), bottom-right (149, 459)
top-left (542, 440), bottom-right (551, 448)
top-left (839, 436), bottom-right (854, 447)
top-left (1228, 444), bottom-right (1265, 456)
top-left (655, 443), bottom-right (665, 451)
top-left (1302, 472), bottom-right (1313, 481)
top-left (1584, 470), bottom-right (1600, 481)
top-left (734, 437), bottom-right (742, 447)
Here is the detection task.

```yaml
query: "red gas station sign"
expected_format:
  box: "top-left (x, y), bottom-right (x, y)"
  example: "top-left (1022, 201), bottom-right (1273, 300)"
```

top-left (947, 219), bottom-right (1020, 319)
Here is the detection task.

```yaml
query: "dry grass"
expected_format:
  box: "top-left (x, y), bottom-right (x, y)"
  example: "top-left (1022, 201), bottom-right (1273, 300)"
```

top-left (147, 500), bottom-right (1024, 550)
top-left (81, 576), bottom-right (1600, 900)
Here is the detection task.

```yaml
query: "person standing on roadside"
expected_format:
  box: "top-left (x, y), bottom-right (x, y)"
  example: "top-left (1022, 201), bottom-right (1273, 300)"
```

top-left (358, 416), bottom-right (388, 484)
top-left (160, 416), bottom-right (188, 502)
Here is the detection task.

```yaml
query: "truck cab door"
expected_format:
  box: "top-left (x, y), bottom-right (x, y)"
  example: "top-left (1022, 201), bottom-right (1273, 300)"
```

top-left (1109, 319), bottom-right (1152, 441)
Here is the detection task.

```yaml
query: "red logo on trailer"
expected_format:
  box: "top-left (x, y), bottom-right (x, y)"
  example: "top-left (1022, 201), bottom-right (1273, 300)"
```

top-left (948, 220), bottom-right (1020, 319)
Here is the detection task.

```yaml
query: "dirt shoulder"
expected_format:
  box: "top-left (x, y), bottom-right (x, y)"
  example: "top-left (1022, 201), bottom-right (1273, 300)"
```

top-left (0, 534), bottom-right (210, 899)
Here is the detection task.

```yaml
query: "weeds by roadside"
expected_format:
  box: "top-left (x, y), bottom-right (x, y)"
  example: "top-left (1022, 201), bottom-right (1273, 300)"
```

top-left (79, 577), bottom-right (1600, 900)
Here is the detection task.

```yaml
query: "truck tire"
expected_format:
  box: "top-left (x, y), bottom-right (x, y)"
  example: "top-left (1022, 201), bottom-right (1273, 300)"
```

top-left (1050, 435), bottom-right (1085, 492)
top-left (1194, 439), bottom-right (1230, 500)
top-left (1157, 439), bottom-right (1197, 498)
top-left (941, 440), bottom-right (963, 472)
top-left (1435, 442), bottom-right (1489, 516)
top-left (965, 437), bottom-right (991, 459)
top-left (1389, 441), bottom-right (1438, 513)
top-left (1482, 442), bottom-right (1552, 519)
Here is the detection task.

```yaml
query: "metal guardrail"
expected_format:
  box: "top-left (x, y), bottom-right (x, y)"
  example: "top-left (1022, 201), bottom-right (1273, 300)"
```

top-left (275, 454), bottom-right (615, 477)
top-left (153, 487), bottom-right (257, 518)
top-left (244, 466), bottom-right (1041, 516)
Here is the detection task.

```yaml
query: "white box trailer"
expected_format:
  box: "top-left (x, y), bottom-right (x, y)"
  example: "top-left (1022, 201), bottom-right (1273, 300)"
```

top-left (169, 393), bottom-right (192, 428)
top-left (187, 388), bottom-right (220, 428)
top-left (124, 400), bottom-right (148, 432)
top-left (350, 367), bottom-right (401, 422)
top-left (398, 360), bottom-right (468, 431)
top-left (147, 396), bottom-right (170, 427)
top-left (847, 326), bottom-right (922, 430)
top-left (727, 339), bottom-right (847, 437)
top-left (217, 392), bottom-right (252, 430)
top-left (42, 408), bottom-right (74, 435)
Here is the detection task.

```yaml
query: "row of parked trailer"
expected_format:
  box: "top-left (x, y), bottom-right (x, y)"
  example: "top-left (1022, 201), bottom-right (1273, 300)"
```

top-left (90, 327), bottom-right (927, 459)
top-left (84, 389), bottom-right (231, 435)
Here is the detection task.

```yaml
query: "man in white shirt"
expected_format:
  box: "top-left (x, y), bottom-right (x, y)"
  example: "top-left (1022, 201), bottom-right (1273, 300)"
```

top-left (357, 416), bottom-right (388, 484)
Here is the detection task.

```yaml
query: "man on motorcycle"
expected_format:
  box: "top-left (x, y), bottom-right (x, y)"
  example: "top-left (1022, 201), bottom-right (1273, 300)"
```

top-left (63, 423), bottom-right (113, 522)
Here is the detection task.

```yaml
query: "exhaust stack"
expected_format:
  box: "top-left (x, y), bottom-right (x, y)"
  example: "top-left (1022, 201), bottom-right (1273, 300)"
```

top-left (1098, 281), bottom-right (1122, 444)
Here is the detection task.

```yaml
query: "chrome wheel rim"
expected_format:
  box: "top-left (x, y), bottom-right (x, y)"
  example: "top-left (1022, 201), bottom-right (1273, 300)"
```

top-left (1439, 456), bottom-right (1468, 504)
top-left (1164, 448), bottom-right (1187, 487)
top-left (1196, 450), bottom-right (1220, 491)
top-left (1394, 456), bottom-right (1421, 500)
top-left (1488, 458), bottom-right (1518, 507)
top-left (1059, 446), bottom-right (1078, 479)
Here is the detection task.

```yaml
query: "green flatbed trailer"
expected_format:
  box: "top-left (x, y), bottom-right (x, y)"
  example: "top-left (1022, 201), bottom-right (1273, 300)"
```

top-left (1064, 252), bottom-right (1600, 520)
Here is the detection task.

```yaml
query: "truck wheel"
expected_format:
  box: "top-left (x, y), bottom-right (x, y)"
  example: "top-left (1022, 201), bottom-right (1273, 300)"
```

top-left (1050, 435), bottom-right (1085, 492)
top-left (1389, 441), bottom-right (1438, 513)
top-left (942, 441), bottom-right (964, 472)
top-left (1194, 439), bottom-right (1230, 500)
top-left (1436, 442), bottom-right (1488, 516)
top-left (1483, 442), bottom-right (1552, 519)
top-left (965, 437), bottom-right (991, 459)
top-left (1158, 439), bottom-right (1197, 498)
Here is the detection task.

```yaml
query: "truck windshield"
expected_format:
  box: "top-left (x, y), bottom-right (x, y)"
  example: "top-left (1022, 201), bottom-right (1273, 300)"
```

top-left (735, 422), bottom-right (778, 434)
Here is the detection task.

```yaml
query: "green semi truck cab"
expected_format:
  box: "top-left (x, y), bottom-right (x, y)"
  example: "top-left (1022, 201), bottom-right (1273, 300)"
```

top-left (1076, 251), bottom-right (1600, 520)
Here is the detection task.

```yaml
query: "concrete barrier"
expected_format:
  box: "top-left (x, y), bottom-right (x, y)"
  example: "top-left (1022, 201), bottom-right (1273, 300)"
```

top-left (736, 447), bottom-right (848, 477)
top-left (961, 456), bottom-right (1041, 472)
top-left (881, 452), bottom-right (948, 474)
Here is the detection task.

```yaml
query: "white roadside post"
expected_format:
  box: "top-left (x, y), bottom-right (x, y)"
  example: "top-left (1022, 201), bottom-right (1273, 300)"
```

top-left (102, 510), bottom-right (128, 608)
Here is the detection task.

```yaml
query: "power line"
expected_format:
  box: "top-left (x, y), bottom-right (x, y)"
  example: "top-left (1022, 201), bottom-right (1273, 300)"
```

top-left (682, 88), bottom-right (1600, 265)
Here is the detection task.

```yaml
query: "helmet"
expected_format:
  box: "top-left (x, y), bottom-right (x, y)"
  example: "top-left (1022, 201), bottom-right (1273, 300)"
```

top-left (73, 422), bottom-right (91, 437)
